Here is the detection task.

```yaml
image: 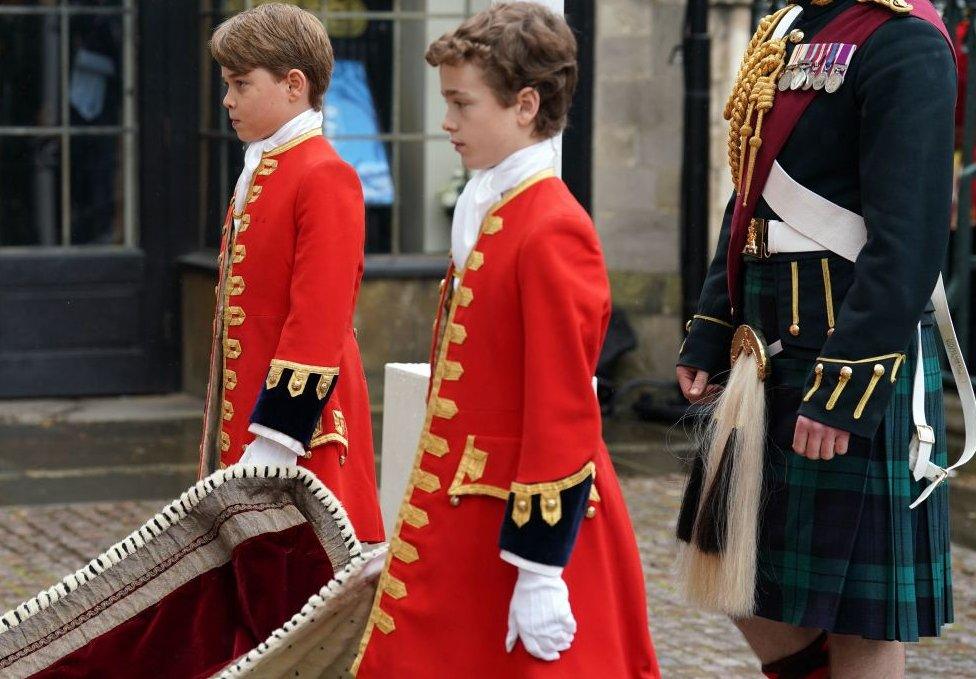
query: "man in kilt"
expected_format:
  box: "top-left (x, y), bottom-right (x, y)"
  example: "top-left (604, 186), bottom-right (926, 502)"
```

top-left (675, 0), bottom-right (962, 676)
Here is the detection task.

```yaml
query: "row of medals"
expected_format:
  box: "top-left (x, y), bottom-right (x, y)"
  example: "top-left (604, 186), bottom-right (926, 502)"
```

top-left (777, 42), bottom-right (857, 94)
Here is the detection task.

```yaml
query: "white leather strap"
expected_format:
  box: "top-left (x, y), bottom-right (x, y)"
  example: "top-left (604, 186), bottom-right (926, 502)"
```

top-left (932, 276), bottom-right (976, 474)
top-left (761, 161), bottom-right (976, 508)
top-left (771, 6), bottom-right (804, 40)
top-left (766, 220), bottom-right (825, 254)
top-left (763, 162), bottom-right (867, 263)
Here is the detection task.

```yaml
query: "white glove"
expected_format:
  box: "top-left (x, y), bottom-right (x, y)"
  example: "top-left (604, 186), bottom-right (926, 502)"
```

top-left (239, 435), bottom-right (299, 467)
top-left (504, 566), bottom-right (576, 661)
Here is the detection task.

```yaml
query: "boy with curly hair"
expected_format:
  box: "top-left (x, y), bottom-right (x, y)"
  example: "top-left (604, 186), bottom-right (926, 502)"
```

top-left (353, 3), bottom-right (658, 676)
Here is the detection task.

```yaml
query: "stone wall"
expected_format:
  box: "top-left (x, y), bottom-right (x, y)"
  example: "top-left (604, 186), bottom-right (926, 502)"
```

top-left (592, 0), bottom-right (753, 386)
top-left (593, 0), bottom-right (685, 383)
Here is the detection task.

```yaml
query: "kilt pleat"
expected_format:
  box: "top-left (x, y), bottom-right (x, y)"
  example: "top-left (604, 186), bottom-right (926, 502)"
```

top-left (739, 258), bottom-right (952, 641)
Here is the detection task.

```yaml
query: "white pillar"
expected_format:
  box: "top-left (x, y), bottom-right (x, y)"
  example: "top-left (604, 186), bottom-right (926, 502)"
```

top-left (379, 363), bottom-right (431, 534)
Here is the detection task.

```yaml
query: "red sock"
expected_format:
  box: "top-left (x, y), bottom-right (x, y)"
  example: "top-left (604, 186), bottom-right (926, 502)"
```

top-left (761, 632), bottom-right (829, 679)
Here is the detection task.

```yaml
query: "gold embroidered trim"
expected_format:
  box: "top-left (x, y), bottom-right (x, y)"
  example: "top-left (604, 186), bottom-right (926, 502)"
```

top-left (446, 435), bottom-right (510, 501)
top-left (247, 185), bottom-right (262, 204)
top-left (238, 214), bottom-right (250, 232)
top-left (433, 397), bottom-right (458, 420)
top-left (423, 433), bottom-right (449, 458)
top-left (225, 369), bottom-right (238, 390)
top-left (510, 461), bottom-right (597, 527)
top-left (412, 468), bottom-right (441, 493)
top-left (456, 286), bottom-right (474, 307)
top-left (825, 366), bottom-right (853, 411)
top-left (233, 244), bottom-right (246, 263)
top-left (891, 353), bottom-right (906, 383)
top-left (228, 276), bottom-right (245, 296)
top-left (266, 364), bottom-right (283, 389)
top-left (288, 371), bottom-right (308, 397)
top-left (402, 504), bottom-right (430, 528)
top-left (692, 314), bottom-right (734, 329)
top-left (310, 432), bottom-right (348, 449)
top-left (491, 169), bottom-right (556, 214)
top-left (264, 129), bottom-right (322, 157)
top-left (483, 215), bottom-right (504, 235)
top-left (352, 168), bottom-right (557, 671)
top-left (448, 323), bottom-right (467, 344)
top-left (817, 352), bottom-right (905, 365)
top-left (224, 338), bottom-right (242, 359)
top-left (452, 482), bottom-right (509, 501)
top-left (440, 360), bottom-right (464, 381)
top-left (391, 537), bottom-right (419, 563)
top-left (589, 484), bottom-right (601, 503)
top-left (540, 491), bottom-right (562, 526)
top-left (467, 250), bottom-right (485, 271)
top-left (220, 431), bottom-right (230, 452)
top-left (226, 306), bottom-right (245, 326)
top-left (371, 607), bottom-right (395, 634)
top-left (264, 359), bottom-right (340, 397)
top-left (333, 410), bottom-right (347, 437)
top-left (820, 259), bottom-right (835, 334)
top-left (383, 575), bottom-right (407, 600)
top-left (315, 374), bottom-right (336, 399)
top-left (789, 261), bottom-right (800, 336)
top-left (854, 364), bottom-right (886, 420)
top-left (222, 400), bottom-right (234, 421)
top-left (257, 158), bottom-right (278, 176)
top-left (803, 363), bottom-right (824, 402)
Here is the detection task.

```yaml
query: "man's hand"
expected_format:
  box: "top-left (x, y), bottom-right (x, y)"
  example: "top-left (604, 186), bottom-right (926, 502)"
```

top-left (792, 415), bottom-right (850, 461)
top-left (677, 366), bottom-right (722, 404)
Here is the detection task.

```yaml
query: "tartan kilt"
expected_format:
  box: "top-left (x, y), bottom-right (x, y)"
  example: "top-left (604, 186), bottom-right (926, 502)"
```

top-left (742, 257), bottom-right (952, 641)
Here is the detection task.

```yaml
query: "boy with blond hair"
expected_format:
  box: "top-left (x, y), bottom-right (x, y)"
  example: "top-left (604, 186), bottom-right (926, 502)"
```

top-left (198, 2), bottom-right (384, 543)
top-left (353, 3), bottom-right (658, 676)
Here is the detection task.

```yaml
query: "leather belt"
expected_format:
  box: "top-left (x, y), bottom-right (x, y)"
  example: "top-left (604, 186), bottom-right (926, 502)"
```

top-left (743, 218), bottom-right (827, 257)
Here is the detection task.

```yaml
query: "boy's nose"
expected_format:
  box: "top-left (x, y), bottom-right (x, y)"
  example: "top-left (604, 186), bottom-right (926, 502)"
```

top-left (441, 116), bottom-right (456, 133)
top-left (222, 92), bottom-right (234, 110)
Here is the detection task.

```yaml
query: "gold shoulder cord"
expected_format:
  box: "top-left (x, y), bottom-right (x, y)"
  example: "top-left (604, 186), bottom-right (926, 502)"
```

top-left (724, 6), bottom-right (794, 206)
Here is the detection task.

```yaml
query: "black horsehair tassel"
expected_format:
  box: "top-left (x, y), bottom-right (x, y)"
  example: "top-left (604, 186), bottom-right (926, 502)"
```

top-left (676, 452), bottom-right (705, 544)
top-left (694, 428), bottom-right (738, 554)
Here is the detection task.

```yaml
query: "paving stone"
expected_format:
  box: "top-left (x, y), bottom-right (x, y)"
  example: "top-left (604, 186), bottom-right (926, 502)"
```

top-left (0, 476), bottom-right (974, 674)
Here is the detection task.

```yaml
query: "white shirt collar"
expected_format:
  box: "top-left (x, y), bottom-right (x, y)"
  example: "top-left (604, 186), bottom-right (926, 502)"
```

top-left (233, 108), bottom-right (323, 219)
top-left (450, 137), bottom-right (559, 272)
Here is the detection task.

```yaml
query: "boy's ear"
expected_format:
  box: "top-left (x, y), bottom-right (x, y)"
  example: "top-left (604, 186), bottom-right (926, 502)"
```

top-left (515, 86), bottom-right (541, 129)
top-left (284, 68), bottom-right (309, 104)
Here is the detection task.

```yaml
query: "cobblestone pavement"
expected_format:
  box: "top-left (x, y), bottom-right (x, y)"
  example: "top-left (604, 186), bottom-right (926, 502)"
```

top-left (631, 474), bottom-right (976, 678)
top-left (1, 476), bottom-right (975, 676)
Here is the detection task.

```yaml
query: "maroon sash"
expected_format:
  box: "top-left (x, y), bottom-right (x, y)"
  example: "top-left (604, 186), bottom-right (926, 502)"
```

top-left (725, 0), bottom-right (953, 307)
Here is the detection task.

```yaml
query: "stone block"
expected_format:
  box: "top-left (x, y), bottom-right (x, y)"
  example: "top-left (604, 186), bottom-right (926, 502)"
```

top-left (597, 0), bottom-right (652, 39)
top-left (595, 210), bottom-right (677, 273)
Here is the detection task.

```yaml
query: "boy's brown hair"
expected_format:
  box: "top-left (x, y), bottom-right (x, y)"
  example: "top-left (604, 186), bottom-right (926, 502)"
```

top-left (210, 3), bottom-right (334, 111)
top-left (425, 2), bottom-right (578, 138)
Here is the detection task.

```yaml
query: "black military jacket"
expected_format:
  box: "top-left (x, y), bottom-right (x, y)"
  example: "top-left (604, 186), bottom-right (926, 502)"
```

top-left (679, 0), bottom-right (956, 438)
